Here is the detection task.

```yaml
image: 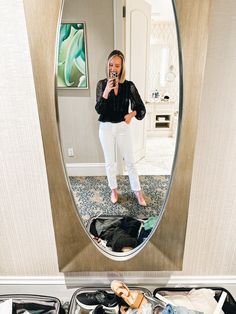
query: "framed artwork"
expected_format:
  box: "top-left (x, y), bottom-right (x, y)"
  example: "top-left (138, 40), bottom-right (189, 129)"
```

top-left (57, 23), bottom-right (88, 89)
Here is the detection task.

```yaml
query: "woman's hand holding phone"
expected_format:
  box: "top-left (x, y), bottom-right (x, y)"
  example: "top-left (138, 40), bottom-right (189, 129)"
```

top-left (103, 79), bottom-right (118, 99)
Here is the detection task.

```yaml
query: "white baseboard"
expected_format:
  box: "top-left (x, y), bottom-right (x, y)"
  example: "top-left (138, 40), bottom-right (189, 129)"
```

top-left (0, 275), bottom-right (236, 286)
top-left (0, 276), bottom-right (235, 299)
top-left (0, 276), bottom-right (65, 285)
top-left (66, 163), bottom-right (106, 176)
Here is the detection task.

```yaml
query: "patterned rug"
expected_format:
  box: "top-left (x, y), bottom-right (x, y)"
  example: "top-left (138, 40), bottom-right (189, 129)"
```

top-left (69, 175), bottom-right (170, 226)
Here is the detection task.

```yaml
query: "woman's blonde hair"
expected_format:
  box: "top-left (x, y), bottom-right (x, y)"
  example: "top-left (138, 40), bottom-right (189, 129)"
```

top-left (106, 50), bottom-right (126, 83)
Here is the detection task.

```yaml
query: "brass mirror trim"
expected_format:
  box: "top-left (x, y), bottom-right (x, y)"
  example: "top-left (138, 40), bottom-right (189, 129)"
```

top-left (23, 0), bottom-right (212, 271)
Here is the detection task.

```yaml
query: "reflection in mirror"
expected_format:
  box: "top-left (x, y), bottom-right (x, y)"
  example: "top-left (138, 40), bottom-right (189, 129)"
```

top-left (56, 0), bottom-right (181, 258)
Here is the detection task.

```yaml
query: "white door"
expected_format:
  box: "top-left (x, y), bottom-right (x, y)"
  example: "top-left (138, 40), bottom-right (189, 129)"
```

top-left (125, 0), bottom-right (151, 163)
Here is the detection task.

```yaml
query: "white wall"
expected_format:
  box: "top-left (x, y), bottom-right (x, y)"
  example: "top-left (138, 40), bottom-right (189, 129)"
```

top-left (58, 0), bottom-right (114, 163)
top-left (145, 0), bottom-right (174, 21)
top-left (0, 0), bottom-right (59, 275)
top-left (182, 0), bottom-right (236, 274)
top-left (0, 0), bottom-right (235, 286)
top-left (148, 21), bottom-right (179, 102)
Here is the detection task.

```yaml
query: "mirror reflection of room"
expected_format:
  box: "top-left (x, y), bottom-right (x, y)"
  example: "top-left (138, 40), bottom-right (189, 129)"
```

top-left (57, 0), bottom-right (180, 255)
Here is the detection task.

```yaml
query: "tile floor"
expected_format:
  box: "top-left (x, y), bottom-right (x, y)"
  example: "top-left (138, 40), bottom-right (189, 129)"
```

top-left (135, 136), bottom-right (177, 175)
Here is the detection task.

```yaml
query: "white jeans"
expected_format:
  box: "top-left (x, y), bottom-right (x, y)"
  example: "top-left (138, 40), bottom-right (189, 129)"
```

top-left (99, 122), bottom-right (141, 191)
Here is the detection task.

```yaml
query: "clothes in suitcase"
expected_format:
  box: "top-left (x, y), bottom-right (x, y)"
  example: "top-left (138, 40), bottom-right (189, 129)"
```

top-left (0, 294), bottom-right (65, 314)
top-left (68, 286), bottom-right (153, 314)
top-left (153, 287), bottom-right (236, 314)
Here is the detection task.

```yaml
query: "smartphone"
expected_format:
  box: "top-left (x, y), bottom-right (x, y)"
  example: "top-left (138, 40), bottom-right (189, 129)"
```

top-left (110, 71), bottom-right (118, 87)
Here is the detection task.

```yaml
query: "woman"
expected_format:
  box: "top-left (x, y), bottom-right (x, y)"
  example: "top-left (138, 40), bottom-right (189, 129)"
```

top-left (95, 50), bottom-right (146, 206)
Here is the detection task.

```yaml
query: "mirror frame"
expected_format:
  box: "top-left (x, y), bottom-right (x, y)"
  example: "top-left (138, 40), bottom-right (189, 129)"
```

top-left (23, 0), bottom-right (212, 271)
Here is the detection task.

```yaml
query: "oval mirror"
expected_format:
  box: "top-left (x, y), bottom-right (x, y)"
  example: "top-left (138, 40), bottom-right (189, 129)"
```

top-left (56, 0), bottom-right (182, 260)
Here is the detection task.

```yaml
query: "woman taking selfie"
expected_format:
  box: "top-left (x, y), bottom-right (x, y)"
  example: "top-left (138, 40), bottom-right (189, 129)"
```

top-left (95, 50), bottom-right (146, 206)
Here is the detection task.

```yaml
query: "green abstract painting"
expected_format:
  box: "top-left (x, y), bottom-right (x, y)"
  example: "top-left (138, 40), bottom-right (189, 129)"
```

top-left (57, 23), bottom-right (88, 88)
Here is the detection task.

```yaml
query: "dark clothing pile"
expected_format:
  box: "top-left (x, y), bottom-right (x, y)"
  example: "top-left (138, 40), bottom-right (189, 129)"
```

top-left (90, 216), bottom-right (143, 252)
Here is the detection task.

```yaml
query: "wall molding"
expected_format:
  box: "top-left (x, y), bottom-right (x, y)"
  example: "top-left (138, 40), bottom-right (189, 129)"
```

top-left (1, 275), bottom-right (236, 286)
top-left (66, 163), bottom-right (107, 176)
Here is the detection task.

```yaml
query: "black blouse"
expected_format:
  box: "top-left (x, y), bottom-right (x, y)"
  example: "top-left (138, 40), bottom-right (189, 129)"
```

top-left (95, 79), bottom-right (146, 123)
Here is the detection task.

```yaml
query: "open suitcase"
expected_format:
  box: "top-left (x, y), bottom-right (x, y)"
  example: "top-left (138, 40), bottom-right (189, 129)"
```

top-left (153, 287), bottom-right (236, 314)
top-left (0, 294), bottom-right (65, 313)
top-left (0, 286), bottom-right (235, 313)
top-left (68, 286), bottom-right (152, 314)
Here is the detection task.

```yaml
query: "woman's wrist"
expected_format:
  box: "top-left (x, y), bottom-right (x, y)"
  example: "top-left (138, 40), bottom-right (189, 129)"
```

top-left (103, 91), bottom-right (109, 99)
